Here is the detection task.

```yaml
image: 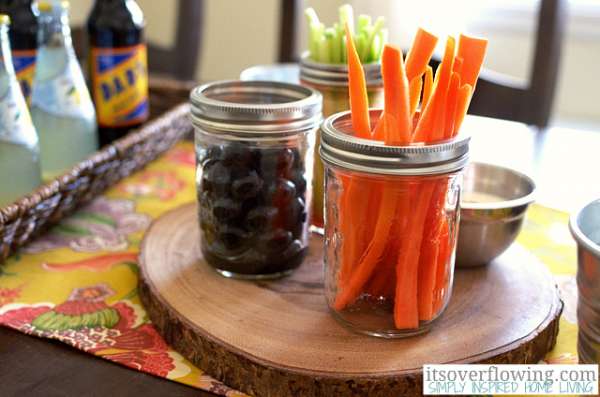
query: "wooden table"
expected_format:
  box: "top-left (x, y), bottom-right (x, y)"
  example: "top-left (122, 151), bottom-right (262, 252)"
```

top-left (1, 115), bottom-right (598, 396)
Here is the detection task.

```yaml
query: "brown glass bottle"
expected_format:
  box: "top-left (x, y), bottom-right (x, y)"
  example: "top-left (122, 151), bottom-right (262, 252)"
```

top-left (0, 0), bottom-right (37, 102)
top-left (87, 0), bottom-right (149, 146)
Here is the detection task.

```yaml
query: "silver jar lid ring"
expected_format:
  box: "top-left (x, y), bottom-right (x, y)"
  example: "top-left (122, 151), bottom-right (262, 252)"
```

top-left (320, 109), bottom-right (470, 175)
top-left (190, 80), bottom-right (322, 137)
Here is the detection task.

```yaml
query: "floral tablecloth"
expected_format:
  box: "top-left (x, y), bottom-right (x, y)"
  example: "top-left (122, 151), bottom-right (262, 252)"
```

top-left (0, 141), bottom-right (578, 396)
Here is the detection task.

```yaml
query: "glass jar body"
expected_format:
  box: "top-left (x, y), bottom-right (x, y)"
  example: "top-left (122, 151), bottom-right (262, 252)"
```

top-left (194, 127), bottom-right (315, 279)
top-left (300, 80), bottom-right (383, 230)
top-left (323, 165), bottom-right (462, 337)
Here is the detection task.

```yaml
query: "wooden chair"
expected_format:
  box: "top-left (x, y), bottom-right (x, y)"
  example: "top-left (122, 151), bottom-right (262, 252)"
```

top-left (72, 0), bottom-right (203, 81)
top-left (278, 0), bottom-right (566, 128)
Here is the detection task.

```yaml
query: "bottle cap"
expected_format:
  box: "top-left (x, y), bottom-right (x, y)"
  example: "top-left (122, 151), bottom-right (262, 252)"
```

top-left (36, 0), bottom-right (69, 13)
top-left (0, 14), bottom-right (10, 26)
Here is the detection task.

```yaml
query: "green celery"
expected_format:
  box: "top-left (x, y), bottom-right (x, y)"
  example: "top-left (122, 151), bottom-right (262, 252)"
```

top-left (362, 16), bottom-right (385, 63)
top-left (318, 36), bottom-right (330, 63)
top-left (339, 4), bottom-right (354, 35)
top-left (357, 14), bottom-right (371, 31)
top-left (328, 27), bottom-right (341, 63)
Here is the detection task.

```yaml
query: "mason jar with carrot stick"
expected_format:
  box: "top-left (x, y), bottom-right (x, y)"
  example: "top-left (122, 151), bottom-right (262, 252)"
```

top-left (301, 5), bottom-right (385, 231)
top-left (321, 25), bottom-right (487, 337)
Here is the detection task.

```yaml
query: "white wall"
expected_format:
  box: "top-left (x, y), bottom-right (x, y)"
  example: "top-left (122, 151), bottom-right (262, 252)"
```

top-left (68, 0), bottom-right (600, 128)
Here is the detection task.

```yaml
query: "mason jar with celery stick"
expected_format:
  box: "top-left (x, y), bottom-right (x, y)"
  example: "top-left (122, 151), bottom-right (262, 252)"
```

top-left (0, 14), bottom-right (41, 206)
top-left (300, 4), bottom-right (385, 229)
top-left (30, 0), bottom-right (97, 180)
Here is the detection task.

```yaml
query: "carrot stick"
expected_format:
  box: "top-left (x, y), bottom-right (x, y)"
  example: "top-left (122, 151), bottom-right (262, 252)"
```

top-left (443, 72), bottom-right (461, 139)
top-left (409, 75), bottom-right (423, 117)
top-left (405, 28), bottom-right (438, 81)
top-left (416, 181), bottom-right (447, 321)
top-left (413, 36), bottom-right (455, 143)
top-left (394, 181), bottom-right (435, 329)
top-left (421, 66), bottom-right (433, 110)
top-left (336, 24), bottom-right (373, 290)
top-left (345, 23), bottom-right (371, 138)
top-left (372, 113), bottom-right (386, 140)
top-left (452, 83), bottom-right (472, 135)
top-left (456, 34), bottom-right (488, 89)
top-left (432, 219), bottom-right (451, 314)
top-left (334, 188), bottom-right (399, 310)
top-left (453, 56), bottom-right (463, 76)
top-left (381, 45), bottom-right (412, 144)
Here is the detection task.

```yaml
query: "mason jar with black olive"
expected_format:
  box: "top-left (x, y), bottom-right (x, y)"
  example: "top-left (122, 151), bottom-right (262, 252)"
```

top-left (190, 81), bottom-right (322, 279)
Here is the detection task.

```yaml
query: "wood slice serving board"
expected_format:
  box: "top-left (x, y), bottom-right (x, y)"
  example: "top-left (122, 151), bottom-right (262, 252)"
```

top-left (138, 203), bottom-right (562, 397)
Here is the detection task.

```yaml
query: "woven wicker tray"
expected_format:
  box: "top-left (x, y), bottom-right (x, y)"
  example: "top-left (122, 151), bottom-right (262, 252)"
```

top-left (0, 77), bottom-right (195, 264)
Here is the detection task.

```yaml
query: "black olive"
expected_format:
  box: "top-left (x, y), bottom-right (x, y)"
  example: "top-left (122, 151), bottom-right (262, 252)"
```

top-left (212, 198), bottom-right (241, 222)
top-left (232, 171), bottom-right (263, 200)
top-left (246, 206), bottom-right (279, 231)
top-left (259, 229), bottom-right (293, 253)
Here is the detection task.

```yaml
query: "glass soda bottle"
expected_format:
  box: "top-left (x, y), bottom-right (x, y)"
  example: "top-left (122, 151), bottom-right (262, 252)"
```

top-left (0, 0), bottom-right (37, 103)
top-left (87, 0), bottom-right (149, 146)
top-left (0, 14), bottom-right (41, 206)
top-left (30, 0), bottom-right (98, 180)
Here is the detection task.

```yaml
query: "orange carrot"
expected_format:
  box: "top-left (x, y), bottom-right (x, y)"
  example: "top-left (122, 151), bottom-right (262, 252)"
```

top-left (405, 28), bottom-right (439, 81)
top-left (453, 56), bottom-right (463, 76)
top-left (413, 36), bottom-right (455, 143)
top-left (422, 66), bottom-right (433, 110)
top-left (432, 219), bottom-right (451, 314)
top-left (381, 45), bottom-right (412, 144)
top-left (394, 181), bottom-right (435, 329)
top-left (345, 23), bottom-right (371, 138)
top-left (409, 75), bottom-right (423, 117)
top-left (443, 72), bottom-right (461, 139)
top-left (416, 181), bottom-right (447, 321)
top-left (452, 83), bottom-right (473, 135)
top-left (456, 34), bottom-right (488, 89)
top-left (334, 188), bottom-right (399, 310)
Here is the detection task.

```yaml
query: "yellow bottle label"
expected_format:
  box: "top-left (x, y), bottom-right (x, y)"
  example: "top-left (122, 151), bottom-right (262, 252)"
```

top-left (90, 44), bottom-right (149, 127)
top-left (12, 49), bottom-right (36, 104)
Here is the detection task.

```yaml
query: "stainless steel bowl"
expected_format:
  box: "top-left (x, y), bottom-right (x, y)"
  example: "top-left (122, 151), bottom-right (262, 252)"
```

top-left (456, 162), bottom-right (536, 267)
top-left (569, 199), bottom-right (600, 364)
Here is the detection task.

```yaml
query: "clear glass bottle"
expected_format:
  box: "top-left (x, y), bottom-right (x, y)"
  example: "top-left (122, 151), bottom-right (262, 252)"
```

top-left (30, 0), bottom-right (97, 180)
top-left (320, 109), bottom-right (469, 338)
top-left (300, 54), bottom-right (384, 230)
top-left (0, 14), bottom-right (41, 206)
top-left (0, 0), bottom-right (37, 103)
top-left (190, 81), bottom-right (322, 279)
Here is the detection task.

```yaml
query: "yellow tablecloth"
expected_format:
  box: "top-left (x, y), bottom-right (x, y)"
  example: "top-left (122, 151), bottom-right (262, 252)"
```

top-left (0, 142), bottom-right (578, 396)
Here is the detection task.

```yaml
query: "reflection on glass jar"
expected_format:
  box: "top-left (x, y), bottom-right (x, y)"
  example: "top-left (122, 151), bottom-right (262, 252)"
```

top-left (300, 55), bottom-right (383, 230)
top-left (320, 109), bottom-right (469, 338)
top-left (190, 81), bottom-right (322, 279)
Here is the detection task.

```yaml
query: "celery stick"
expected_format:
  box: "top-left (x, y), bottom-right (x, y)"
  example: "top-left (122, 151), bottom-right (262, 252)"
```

top-left (328, 28), bottom-right (341, 63)
top-left (362, 16), bottom-right (385, 62)
top-left (339, 4), bottom-right (354, 35)
top-left (356, 32), bottom-right (369, 63)
top-left (305, 7), bottom-right (321, 59)
top-left (377, 28), bottom-right (388, 60)
top-left (318, 36), bottom-right (330, 63)
top-left (305, 7), bottom-right (320, 26)
top-left (341, 34), bottom-right (347, 63)
top-left (310, 22), bottom-right (325, 61)
top-left (369, 33), bottom-right (381, 63)
top-left (359, 27), bottom-right (373, 62)
top-left (358, 14), bottom-right (371, 31)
